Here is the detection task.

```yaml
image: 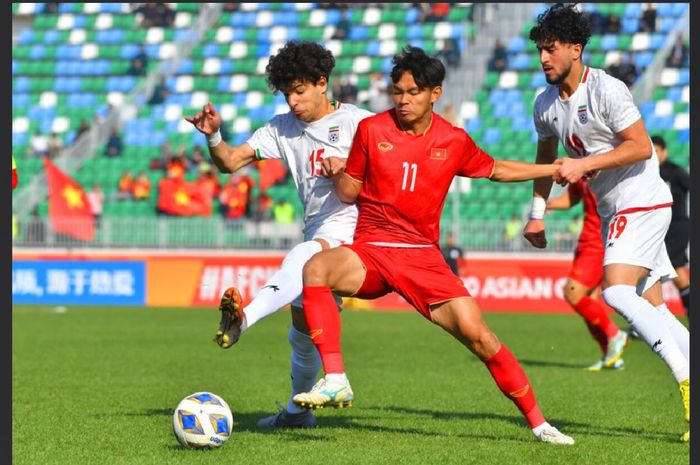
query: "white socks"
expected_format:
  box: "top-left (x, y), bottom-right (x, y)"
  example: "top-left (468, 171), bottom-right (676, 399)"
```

top-left (286, 326), bottom-right (322, 414)
top-left (655, 303), bottom-right (690, 362)
top-left (602, 285), bottom-right (689, 383)
top-left (242, 240), bottom-right (323, 330)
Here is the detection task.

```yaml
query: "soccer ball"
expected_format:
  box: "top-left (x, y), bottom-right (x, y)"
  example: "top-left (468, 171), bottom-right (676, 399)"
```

top-left (172, 392), bottom-right (234, 449)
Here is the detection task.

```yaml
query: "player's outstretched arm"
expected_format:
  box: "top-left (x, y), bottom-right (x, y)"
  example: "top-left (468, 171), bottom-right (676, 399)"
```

top-left (336, 173), bottom-right (362, 204)
top-left (557, 119), bottom-right (652, 184)
top-left (546, 188), bottom-right (580, 211)
top-left (489, 159), bottom-right (559, 182)
top-left (184, 102), bottom-right (257, 173)
top-left (522, 137), bottom-right (559, 249)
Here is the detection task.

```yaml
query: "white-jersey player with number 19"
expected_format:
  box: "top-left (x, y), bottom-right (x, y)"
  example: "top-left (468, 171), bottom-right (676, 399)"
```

top-left (522, 4), bottom-right (689, 442)
top-left (185, 41), bottom-right (372, 429)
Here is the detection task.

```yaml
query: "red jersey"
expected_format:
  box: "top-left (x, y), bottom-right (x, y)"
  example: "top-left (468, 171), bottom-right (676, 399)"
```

top-left (569, 179), bottom-right (603, 251)
top-left (345, 110), bottom-right (495, 246)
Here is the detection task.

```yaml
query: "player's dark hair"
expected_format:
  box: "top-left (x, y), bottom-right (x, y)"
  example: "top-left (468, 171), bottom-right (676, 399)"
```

top-left (390, 45), bottom-right (445, 89)
top-left (650, 135), bottom-right (667, 149)
top-left (265, 41), bottom-right (335, 93)
top-left (529, 3), bottom-right (592, 50)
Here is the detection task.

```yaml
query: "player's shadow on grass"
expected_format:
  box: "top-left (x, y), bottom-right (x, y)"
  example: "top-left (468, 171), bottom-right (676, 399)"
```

top-left (366, 406), bottom-right (684, 443)
top-left (518, 358), bottom-right (590, 369)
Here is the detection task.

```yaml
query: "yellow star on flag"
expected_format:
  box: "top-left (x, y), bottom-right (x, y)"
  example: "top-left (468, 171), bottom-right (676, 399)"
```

top-left (175, 189), bottom-right (191, 205)
top-left (62, 185), bottom-right (84, 209)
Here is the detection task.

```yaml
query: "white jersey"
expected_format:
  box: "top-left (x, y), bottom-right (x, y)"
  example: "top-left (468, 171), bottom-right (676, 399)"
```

top-left (247, 102), bottom-right (373, 238)
top-left (533, 66), bottom-right (672, 221)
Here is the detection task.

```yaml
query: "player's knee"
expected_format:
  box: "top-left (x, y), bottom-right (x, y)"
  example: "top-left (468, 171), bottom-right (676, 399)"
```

top-left (602, 285), bottom-right (637, 319)
top-left (464, 327), bottom-right (499, 360)
top-left (562, 280), bottom-right (585, 305)
top-left (302, 255), bottom-right (329, 286)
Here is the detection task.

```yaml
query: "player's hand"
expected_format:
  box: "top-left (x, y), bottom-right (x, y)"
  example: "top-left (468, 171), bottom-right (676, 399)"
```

top-left (183, 102), bottom-right (221, 136)
top-left (523, 219), bottom-right (547, 248)
top-left (556, 157), bottom-right (587, 184)
top-left (321, 156), bottom-right (346, 178)
top-left (552, 159), bottom-right (568, 186)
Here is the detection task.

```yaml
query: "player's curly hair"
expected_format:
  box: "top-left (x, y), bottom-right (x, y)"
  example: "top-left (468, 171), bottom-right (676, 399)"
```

top-left (390, 45), bottom-right (445, 89)
top-left (265, 41), bottom-right (336, 93)
top-left (529, 3), bottom-right (592, 49)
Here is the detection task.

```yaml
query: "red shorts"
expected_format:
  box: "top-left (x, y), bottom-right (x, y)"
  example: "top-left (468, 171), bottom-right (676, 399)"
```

top-left (344, 243), bottom-right (471, 320)
top-left (568, 244), bottom-right (604, 289)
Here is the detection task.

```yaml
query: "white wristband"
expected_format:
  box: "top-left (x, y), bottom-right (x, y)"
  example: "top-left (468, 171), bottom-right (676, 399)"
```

top-left (207, 130), bottom-right (222, 147)
top-left (529, 197), bottom-right (547, 220)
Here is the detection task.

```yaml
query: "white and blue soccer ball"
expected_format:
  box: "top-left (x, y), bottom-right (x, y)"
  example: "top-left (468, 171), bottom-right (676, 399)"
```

top-left (172, 392), bottom-right (234, 449)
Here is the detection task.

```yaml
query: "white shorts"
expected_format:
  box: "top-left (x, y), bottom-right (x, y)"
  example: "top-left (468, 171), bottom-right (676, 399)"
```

top-left (602, 206), bottom-right (677, 291)
top-left (291, 216), bottom-right (356, 308)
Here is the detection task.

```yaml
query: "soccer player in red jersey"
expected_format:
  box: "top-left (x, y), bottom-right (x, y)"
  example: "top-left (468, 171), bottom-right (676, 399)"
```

top-left (546, 180), bottom-right (626, 371)
top-left (293, 46), bottom-right (575, 445)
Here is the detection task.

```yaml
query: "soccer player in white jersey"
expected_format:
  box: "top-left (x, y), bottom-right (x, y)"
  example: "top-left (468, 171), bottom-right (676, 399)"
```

top-left (185, 41), bottom-right (373, 429)
top-left (522, 4), bottom-right (689, 442)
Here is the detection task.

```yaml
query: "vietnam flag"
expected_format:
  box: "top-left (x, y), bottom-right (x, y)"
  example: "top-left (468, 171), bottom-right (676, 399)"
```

top-left (12, 156), bottom-right (18, 189)
top-left (157, 177), bottom-right (212, 216)
top-left (44, 157), bottom-right (95, 241)
top-left (257, 159), bottom-right (287, 191)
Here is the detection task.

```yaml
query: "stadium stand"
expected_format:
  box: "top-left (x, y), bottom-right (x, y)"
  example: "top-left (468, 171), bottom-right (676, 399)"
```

top-left (11, 3), bottom-right (689, 252)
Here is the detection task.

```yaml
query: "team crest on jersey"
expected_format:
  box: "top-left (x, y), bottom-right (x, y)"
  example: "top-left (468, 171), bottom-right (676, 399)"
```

top-left (430, 148), bottom-right (447, 160)
top-left (328, 125), bottom-right (339, 143)
top-left (377, 142), bottom-right (393, 152)
top-left (577, 105), bottom-right (588, 124)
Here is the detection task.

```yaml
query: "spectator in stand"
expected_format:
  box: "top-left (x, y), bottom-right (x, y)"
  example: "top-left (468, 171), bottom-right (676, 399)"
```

top-left (588, 10), bottom-right (607, 35)
top-left (441, 103), bottom-right (461, 127)
top-left (134, 2), bottom-right (175, 28)
top-left (132, 171), bottom-right (151, 200)
top-left (219, 174), bottom-right (253, 220)
top-left (127, 56), bottom-right (146, 76)
top-left (639, 3), bottom-right (657, 33)
top-left (47, 132), bottom-right (63, 158)
top-left (26, 207), bottom-right (46, 245)
top-left (607, 53), bottom-right (638, 88)
top-left (252, 192), bottom-right (274, 222)
top-left (196, 164), bottom-right (220, 201)
top-left (488, 39), bottom-right (508, 72)
top-left (331, 9), bottom-right (351, 40)
top-left (435, 38), bottom-right (461, 68)
top-left (504, 214), bottom-right (523, 251)
top-left (151, 140), bottom-right (175, 171)
top-left (367, 72), bottom-right (393, 113)
top-left (425, 2), bottom-right (451, 22)
top-left (273, 199), bottom-right (295, 224)
top-left (189, 145), bottom-right (207, 173)
top-left (223, 3), bottom-right (239, 12)
top-left (86, 183), bottom-right (105, 228)
top-left (337, 76), bottom-right (359, 105)
top-left (441, 232), bottom-right (463, 276)
top-left (116, 170), bottom-right (133, 200)
top-left (104, 129), bottom-right (124, 157)
top-left (666, 35), bottom-right (688, 68)
top-left (28, 130), bottom-right (49, 158)
top-left (605, 14), bottom-right (621, 34)
top-left (148, 76), bottom-right (171, 105)
top-left (416, 3), bottom-right (432, 23)
top-left (74, 119), bottom-right (91, 142)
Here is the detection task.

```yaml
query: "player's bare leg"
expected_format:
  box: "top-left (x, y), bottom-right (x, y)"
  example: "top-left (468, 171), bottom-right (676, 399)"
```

top-left (293, 247), bottom-right (366, 409)
top-left (430, 298), bottom-right (574, 445)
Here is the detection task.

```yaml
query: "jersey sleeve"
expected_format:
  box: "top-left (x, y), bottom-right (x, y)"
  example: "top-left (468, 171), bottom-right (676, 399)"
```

top-left (245, 117), bottom-right (283, 161)
top-left (344, 118), bottom-right (369, 183)
top-left (533, 94), bottom-right (555, 141)
top-left (457, 131), bottom-right (495, 178)
top-left (597, 75), bottom-right (641, 134)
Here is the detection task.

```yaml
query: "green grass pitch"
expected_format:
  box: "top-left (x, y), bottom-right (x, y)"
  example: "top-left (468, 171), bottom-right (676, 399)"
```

top-left (13, 306), bottom-right (689, 465)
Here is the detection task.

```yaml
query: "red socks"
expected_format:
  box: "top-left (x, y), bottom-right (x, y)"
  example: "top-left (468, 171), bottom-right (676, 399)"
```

top-left (302, 286), bottom-right (344, 374)
top-left (574, 295), bottom-right (619, 352)
top-left (484, 344), bottom-right (545, 429)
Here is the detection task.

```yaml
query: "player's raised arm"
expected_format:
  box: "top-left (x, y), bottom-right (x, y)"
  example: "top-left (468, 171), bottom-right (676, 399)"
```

top-left (184, 102), bottom-right (257, 173)
top-left (546, 187), bottom-right (579, 211)
top-left (488, 158), bottom-right (559, 182)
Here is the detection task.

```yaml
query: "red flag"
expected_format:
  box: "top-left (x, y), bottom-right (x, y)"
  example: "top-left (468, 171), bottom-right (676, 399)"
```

top-left (157, 177), bottom-right (212, 216)
top-left (257, 159), bottom-right (287, 191)
top-left (12, 156), bottom-right (18, 189)
top-left (44, 157), bottom-right (95, 241)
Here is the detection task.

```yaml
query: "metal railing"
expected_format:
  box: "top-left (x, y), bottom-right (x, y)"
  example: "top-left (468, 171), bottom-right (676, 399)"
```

top-left (11, 215), bottom-right (585, 253)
